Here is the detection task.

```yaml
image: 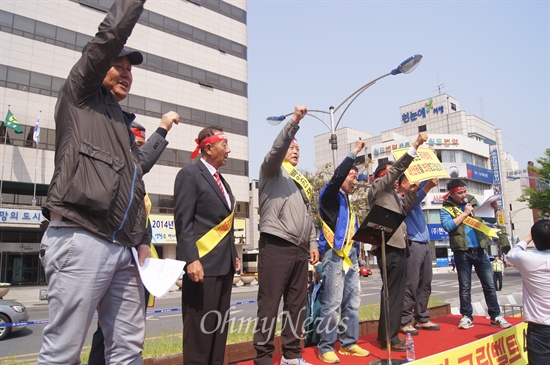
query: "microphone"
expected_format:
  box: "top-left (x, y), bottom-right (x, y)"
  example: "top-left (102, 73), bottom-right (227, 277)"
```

top-left (463, 197), bottom-right (469, 204)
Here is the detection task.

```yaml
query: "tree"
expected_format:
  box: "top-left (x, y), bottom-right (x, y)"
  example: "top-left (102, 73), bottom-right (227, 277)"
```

top-left (517, 148), bottom-right (550, 217)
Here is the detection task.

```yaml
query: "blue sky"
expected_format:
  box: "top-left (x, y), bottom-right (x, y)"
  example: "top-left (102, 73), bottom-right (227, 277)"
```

top-left (246, 1), bottom-right (550, 180)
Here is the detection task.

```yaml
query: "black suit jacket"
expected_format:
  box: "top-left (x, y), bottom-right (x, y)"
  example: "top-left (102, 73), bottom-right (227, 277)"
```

top-left (174, 160), bottom-right (237, 276)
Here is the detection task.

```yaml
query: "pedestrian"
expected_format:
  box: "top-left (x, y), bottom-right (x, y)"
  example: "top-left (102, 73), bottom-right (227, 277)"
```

top-left (450, 256), bottom-right (456, 272)
top-left (368, 133), bottom-right (428, 352)
top-left (88, 116), bottom-right (179, 365)
top-left (492, 255), bottom-right (504, 291)
top-left (38, 1), bottom-right (154, 363)
top-left (398, 177), bottom-right (441, 336)
top-left (254, 105), bottom-right (319, 365)
top-left (440, 179), bottom-right (511, 330)
top-left (317, 140), bottom-right (370, 363)
top-left (174, 127), bottom-right (240, 365)
top-left (507, 219), bottom-right (550, 365)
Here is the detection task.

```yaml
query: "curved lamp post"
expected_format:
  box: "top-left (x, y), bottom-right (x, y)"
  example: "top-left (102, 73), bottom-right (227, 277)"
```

top-left (267, 54), bottom-right (423, 168)
top-left (506, 175), bottom-right (550, 187)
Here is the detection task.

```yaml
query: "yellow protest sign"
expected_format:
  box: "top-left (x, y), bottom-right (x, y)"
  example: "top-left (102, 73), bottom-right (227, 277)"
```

top-left (392, 147), bottom-right (450, 183)
top-left (498, 210), bottom-right (505, 225)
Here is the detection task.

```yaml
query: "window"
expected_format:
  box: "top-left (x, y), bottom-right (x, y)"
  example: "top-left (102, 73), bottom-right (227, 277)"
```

top-left (450, 102), bottom-right (457, 111)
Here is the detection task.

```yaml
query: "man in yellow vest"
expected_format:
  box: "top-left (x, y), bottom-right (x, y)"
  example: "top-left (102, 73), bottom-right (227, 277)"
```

top-left (492, 255), bottom-right (504, 291)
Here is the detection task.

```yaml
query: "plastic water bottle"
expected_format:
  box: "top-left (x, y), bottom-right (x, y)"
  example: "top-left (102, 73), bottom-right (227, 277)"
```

top-left (406, 333), bottom-right (416, 362)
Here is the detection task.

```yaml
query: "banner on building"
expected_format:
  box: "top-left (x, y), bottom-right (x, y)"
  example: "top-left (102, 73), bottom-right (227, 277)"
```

top-left (392, 147), bottom-right (450, 183)
top-left (490, 147), bottom-right (504, 210)
top-left (150, 214), bottom-right (176, 244)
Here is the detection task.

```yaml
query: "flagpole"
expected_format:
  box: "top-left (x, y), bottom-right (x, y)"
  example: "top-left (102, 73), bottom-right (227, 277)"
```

top-left (32, 110), bottom-right (42, 206)
top-left (0, 104), bottom-right (10, 205)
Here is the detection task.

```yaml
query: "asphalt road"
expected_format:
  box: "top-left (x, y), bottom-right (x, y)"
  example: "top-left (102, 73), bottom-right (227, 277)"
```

top-left (0, 269), bottom-right (524, 363)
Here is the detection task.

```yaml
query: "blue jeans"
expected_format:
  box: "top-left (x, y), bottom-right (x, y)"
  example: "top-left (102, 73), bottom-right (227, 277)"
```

top-left (527, 323), bottom-right (550, 365)
top-left (454, 248), bottom-right (500, 320)
top-left (317, 248), bottom-right (360, 354)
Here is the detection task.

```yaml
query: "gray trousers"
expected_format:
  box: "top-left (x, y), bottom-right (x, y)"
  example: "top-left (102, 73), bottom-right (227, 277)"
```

top-left (37, 225), bottom-right (145, 365)
top-left (401, 241), bottom-right (433, 326)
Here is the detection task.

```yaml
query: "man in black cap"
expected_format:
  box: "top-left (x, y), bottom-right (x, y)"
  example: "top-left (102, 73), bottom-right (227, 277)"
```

top-left (38, 1), bottom-right (157, 364)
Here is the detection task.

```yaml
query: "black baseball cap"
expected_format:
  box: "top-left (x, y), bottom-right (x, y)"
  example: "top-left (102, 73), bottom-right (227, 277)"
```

top-left (82, 43), bottom-right (143, 65)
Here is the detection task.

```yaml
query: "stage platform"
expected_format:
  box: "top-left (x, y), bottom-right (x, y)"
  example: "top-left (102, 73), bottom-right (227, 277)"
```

top-left (232, 315), bottom-right (526, 365)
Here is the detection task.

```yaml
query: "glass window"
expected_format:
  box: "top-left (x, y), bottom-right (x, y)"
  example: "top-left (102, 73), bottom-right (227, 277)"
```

top-left (232, 119), bottom-right (247, 134)
top-left (206, 33), bottom-right (218, 46)
top-left (146, 54), bottom-right (163, 69)
top-left (163, 58), bottom-right (178, 74)
top-left (205, 111), bottom-right (219, 125)
top-left (463, 152), bottom-right (473, 164)
top-left (231, 80), bottom-right (247, 94)
top-left (428, 210), bottom-right (441, 224)
top-left (7, 67), bottom-right (30, 85)
top-left (13, 15), bottom-right (35, 33)
top-left (193, 28), bottom-right (206, 42)
top-left (0, 65), bottom-right (7, 81)
top-left (30, 73), bottom-right (52, 90)
top-left (192, 68), bottom-right (205, 81)
top-left (0, 11), bottom-right (14, 27)
top-left (176, 105), bottom-right (191, 120)
top-left (219, 1), bottom-right (231, 14)
top-left (179, 22), bottom-right (193, 36)
top-left (178, 63), bottom-right (192, 78)
top-left (205, 71), bottom-right (218, 84)
top-left (128, 94), bottom-right (145, 110)
top-left (148, 12), bottom-right (164, 27)
top-left (164, 17), bottom-right (179, 32)
top-left (35, 22), bottom-right (56, 39)
top-left (441, 150), bottom-right (455, 163)
top-left (56, 28), bottom-right (76, 44)
top-left (191, 108), bottom-right (205, 122)
top-left (51, 77), bottom-right (64, 93)
top-left (145, 98), bottom-right (161, 114)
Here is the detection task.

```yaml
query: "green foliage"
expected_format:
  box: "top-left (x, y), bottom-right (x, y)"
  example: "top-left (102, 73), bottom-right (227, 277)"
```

top-left (517, 148), bottom-right (550, 217)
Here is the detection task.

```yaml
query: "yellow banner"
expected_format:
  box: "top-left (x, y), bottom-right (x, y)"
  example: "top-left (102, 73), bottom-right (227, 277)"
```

top-left (282, 161), bottom-right (313, 201)
top-left (392, 147), bottom-right (450, 183)
top-left (444, 206), bottom-right (500, 239)
top-left (413, 322), bottom-right (527, 364)
top-left (196, 210), bottom-right (234, 258)
top-left (497, 210), bottom-right (505, 225)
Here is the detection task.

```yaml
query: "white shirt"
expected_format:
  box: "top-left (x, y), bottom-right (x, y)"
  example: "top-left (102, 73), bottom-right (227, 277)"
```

top-left (507, 241), bottom-right (550, 326)
top-left (200, 158), bottom-right (231, 208)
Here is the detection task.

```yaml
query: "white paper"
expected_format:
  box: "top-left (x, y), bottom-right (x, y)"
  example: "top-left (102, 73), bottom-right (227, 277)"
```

top-left (132, 248), bottom-right (186, 298)
top-left (474, 194), bottom-right (502, 218)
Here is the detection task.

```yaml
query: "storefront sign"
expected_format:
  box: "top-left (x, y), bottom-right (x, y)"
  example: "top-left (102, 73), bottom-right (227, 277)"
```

top-left (402, 98), bottom-right (445, 124)
top-left (490, 148), bottom-right (504, 210)
top-left (467, 163), bottom-right (493, 184)
top-left (0, 208), bottom-right (43, 224)
top-left (428, 224), bottom-right (449, 240)
top-left (150, 214), bottom-right (176, 244)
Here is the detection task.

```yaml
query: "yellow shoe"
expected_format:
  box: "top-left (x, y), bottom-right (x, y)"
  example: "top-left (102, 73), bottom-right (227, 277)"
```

top-left (317, 351), bottom-right (340, 363)
top-left (338, 344), bottom-right (370, 357)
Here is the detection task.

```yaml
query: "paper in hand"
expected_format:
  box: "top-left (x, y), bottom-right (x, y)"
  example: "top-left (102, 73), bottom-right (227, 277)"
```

top-left (132, 247), bottom-right (186, 298)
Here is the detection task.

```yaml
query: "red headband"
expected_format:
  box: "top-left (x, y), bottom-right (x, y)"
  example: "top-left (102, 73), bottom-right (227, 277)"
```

top-left (191, 133), bottom-right (228, 159)
top-left (442, 186), bottom-right (467, 200)
top-left (348, 169), bottom-right (358, 176)
top-left (375, 169), bottom-right (388, 179)
top-left (131, 128), bottom-right (146, 139)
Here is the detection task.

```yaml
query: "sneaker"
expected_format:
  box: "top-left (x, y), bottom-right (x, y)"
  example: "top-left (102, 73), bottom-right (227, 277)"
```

top-left (415, 321), bottom-right (441, 331)
top-left (317, 351), bottom-right (340, 363)
top-left (491, 315), bottom-right (511, 328)
top-left (458, 316), bottom-right (474, 329)
top-left (400, 324), bottom-right (419, 335)
top-left (338, 344), bottom-right (370, 357)
top-left (281, 356), bottom-right (312, 365)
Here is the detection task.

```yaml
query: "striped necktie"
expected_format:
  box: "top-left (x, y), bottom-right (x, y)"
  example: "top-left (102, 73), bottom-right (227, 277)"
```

top-left (214, 171), bottom-right (227, 200)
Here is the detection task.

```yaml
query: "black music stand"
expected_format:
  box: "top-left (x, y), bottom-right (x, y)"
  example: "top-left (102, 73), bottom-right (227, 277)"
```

top-left (352, 204), bottom-right (406, 365)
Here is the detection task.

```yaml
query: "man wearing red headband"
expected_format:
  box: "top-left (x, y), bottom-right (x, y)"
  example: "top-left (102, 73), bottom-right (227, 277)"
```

top-left (254, 105), bottom-right (319, 365)
top-left (174, 126), bottom-right (240, 365)
top-left (440, 179), bottom-right (510, 330)
top-left (317, 140), bottom-right (370, 363)
top-left (368, 132), bottom-right (428, 352)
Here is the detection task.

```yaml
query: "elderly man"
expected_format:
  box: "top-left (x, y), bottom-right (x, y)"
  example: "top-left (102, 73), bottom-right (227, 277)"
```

top-left (38, 0), bottom-right (154, 363)
top-left (174, 127), bottom-right (240, 365)
top-left (254, 105), bottom-right (319, 365)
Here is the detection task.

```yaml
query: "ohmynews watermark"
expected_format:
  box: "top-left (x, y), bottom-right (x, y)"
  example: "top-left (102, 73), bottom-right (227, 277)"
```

top-left (199, 306), bottom-right (350, 345)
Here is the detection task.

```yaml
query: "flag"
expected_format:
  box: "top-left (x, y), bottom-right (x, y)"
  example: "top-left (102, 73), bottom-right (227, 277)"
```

top-left (33, 114), bottom-right (40, 143)
top-left (4, 109), bottom-right (23, 134)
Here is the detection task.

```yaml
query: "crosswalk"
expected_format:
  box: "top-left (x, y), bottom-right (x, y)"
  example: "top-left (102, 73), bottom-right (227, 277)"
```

top-left (449, 291), bottom-right (523, 317)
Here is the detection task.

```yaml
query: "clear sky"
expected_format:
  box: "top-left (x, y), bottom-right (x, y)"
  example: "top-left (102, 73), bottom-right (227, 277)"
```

top-left (246, 0), bottom-right (550, 180)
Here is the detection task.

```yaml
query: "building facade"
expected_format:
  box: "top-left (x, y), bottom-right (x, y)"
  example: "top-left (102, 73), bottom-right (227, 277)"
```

top-left (314, 94), bottom-right (533, 263)
top-left (0, 0), bottom-right (249, 284)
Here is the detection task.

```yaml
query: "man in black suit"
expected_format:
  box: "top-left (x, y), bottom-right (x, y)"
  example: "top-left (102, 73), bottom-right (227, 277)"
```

top-left (174, 126), bottom-right (240, 365)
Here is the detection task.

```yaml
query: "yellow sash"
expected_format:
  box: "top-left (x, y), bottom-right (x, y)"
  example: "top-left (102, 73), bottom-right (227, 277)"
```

top-left (320, 210), bottom-right (356, 271)
top-left (144, 193), bottom-right (152, 226)
top-left (196, 209), bottom-right (235, 258)
top-left (444, 206), bottom-right (500, 238)
top-left (282, 161), bottom-right (313, 202)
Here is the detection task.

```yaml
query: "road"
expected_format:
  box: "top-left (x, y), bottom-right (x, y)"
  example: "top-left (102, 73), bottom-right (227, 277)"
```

top-left (0, 269), bottom-right (524, 363)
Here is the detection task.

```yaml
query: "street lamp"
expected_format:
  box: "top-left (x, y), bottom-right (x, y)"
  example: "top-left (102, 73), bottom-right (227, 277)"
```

top-left (267, 54), bottom-right (423, 168)
top-left (508, 205), bottom-right (531, 245)
top-left (506, 175), bottom-right (550, 187)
